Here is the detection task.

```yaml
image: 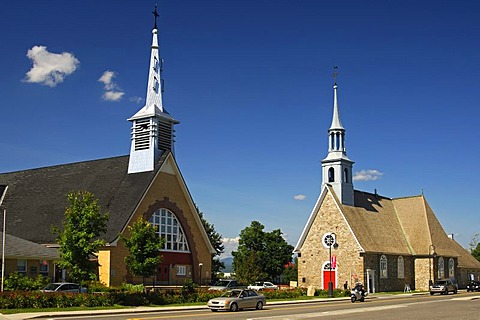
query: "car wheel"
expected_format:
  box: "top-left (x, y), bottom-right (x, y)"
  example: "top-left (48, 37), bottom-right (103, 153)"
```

top-left (256, 301), bottom-right (263, 310)
top-left (230, 303), bottom-right (239, 312)
top-left (444, 288), bottom-right (448, 295)
top-left (210, 309), bottom-right (218, 312)
top-left (454, 289), bottom-right (458, 294)
top-left (430, 292), bottom-right (434, 295)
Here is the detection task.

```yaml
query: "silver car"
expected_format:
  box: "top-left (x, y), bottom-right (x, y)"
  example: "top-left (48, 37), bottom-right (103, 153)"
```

top-left (207, 289), bottom-right (266, 312)
top-left (41, 282), bottom-right (87, 293)
top-left (429, 279), bottom-right (458, 295)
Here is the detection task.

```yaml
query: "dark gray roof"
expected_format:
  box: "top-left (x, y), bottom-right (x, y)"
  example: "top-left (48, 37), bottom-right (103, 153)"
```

top-left (0, 153), bottom-right (168, 244)
top-left (0, 232), bottom-right (59, 260)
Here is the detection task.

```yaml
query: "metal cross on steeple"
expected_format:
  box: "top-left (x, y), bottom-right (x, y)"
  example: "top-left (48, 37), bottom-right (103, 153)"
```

top-left (332, 66), bottom-right (339, 84)
top-left (153, 5), bottom-right (159, 29)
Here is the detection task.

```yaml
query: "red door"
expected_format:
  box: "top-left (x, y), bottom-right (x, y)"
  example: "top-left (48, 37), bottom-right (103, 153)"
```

top-left (323, 269), bottom-right (336, 289)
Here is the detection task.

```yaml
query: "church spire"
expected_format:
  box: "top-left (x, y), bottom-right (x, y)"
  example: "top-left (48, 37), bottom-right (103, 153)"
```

top-left (128, 6), bottom-right (179, 174)
top-left (321, 67), bottom-right (354, 206)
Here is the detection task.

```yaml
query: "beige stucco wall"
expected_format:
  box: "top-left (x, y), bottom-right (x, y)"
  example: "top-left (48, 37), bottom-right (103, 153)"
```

top-left (298, 192), bottom-right (363, 290)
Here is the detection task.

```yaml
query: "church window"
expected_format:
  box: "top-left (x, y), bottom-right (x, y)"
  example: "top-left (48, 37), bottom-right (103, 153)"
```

top-left (322, 233), bottom-right (337, 249)
top-left (437, 257), bottom-right (444, 279)
top-left (149, 208), bottom-right (190, 252)
top-left (330, 133), bottom-right (335, 150)
top-left (335, 132), bottom-right (340, 150)
top-left (380, 255), bottom-right (388, 278)
top-left (176, 265), bottom-right (186, 276)
top-left (328, 168), bottom-right (335, 182)
top-left (397, 256), bottom-right (405, 279)
top-left (17, 260), bottom-right (27, 275)
top-left (343, 168), bottom-right (349, 183)
top-left (448, 258), bottom-right (455, 278)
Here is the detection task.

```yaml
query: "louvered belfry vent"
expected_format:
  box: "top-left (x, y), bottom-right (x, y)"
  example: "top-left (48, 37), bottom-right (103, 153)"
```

top-left (158, 120), bottom-right (174, 151)
top-left (133, 119), bottom-right (152, 151)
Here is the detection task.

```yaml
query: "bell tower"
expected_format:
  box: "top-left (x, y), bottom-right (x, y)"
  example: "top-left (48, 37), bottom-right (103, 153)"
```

top-left (128, 6), bottom-right (179, 174)
top-left (321, 67), bottom-right (354, 205)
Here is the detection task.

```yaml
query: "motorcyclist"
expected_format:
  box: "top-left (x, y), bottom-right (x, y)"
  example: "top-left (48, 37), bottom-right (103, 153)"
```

top-left (354, 282), bottom-right (365, 297)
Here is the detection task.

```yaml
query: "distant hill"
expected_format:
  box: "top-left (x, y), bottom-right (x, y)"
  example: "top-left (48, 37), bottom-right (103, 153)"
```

top-left (220, 256), bottom-right (233, 273)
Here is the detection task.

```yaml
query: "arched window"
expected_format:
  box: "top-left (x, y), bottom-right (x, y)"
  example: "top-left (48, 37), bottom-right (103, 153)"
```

top-left (448, 258), bottom-right (455, 278)
top-left (437, 257), bottom-right (444, 279)
top-left (149, 208), bottom-right (190, 252)
top-left (344, 168), bottom-right (349, 183)
top-left (328, 168), bottom-right (335, 182)
top-left (330, 133), bottom-right (335, 150)
top-left (335, 132), bottom-right (340, 150)
top-left (397, 256), bottom-right (405, 279)
top-left (380, 255), bottom-right (388, 278)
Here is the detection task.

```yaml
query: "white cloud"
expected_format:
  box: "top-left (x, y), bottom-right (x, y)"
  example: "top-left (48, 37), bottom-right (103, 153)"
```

top-left (129, 96), bottom-right (144, 104)
top-left (220, 237), bottom-right (239, 259)
top-left (102, 91), bottom-right (124, 101)
top-left (24, 45), bottom-right (79, 87)
top-left (353, 169), bottom-right (384, 181)
top-left (293, 194), bottom-right (306, 201)
top-left (98, 70), bottom-right (124, 101)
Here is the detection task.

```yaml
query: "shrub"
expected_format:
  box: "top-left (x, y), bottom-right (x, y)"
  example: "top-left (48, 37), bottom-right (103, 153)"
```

top-left (3, 272), bottom-right (48, 291)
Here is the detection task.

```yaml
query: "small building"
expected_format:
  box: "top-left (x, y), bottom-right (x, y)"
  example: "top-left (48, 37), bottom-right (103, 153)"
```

top-left (0, 9), bottom-right (215, 287)
top-left (294, 73), bottom-right (480, 292)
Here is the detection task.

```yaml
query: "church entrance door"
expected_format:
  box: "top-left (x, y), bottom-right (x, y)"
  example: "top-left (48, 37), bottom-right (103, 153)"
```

top-left (322, 262), bottom-right (336, 289)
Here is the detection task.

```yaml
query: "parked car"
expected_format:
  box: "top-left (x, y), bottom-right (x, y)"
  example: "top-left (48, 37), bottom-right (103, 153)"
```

top-left (429, 279), bottom-right (457, 295)
top-left (207, 289), bottom-right (266, 312)
top-left (41, 282), bottom-right (87, 293)
top-left (247, 281), bottom-right (278, 290)
top-left (208, 279), bottom-right (245, 291)
top-left (466, 280), bottom-right (480, 292)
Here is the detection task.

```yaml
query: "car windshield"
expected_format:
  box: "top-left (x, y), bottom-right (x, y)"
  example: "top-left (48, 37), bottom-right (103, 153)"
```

top-left (213, 280), bottom-right (230, 286)
top-left (221, 290), bottom-right (240, 298)
top-left (43, 283), bottom-right (61, 291)
top-left (435, 280), bottom-right (447, 285)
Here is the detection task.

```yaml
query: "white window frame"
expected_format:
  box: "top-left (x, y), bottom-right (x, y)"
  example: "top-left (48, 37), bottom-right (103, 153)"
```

top-left (176, 265), bottom-right (186, 276)
top-left (149, 208), bottom-right (190, 252)
top-left (448, 258), bottom-right (455, 278)
top-left (438, 257), bottom-right (444, 279)
top-left (397, 256), bottom-right (405, 279)
top-left (380, 255), bottom-right (388, 279)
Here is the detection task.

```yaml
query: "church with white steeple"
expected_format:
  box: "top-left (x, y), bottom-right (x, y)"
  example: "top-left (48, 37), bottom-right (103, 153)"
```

top-left (294, 68), bottom-right (480, 293)
top-left (0, 7), bottom-right (215, 287)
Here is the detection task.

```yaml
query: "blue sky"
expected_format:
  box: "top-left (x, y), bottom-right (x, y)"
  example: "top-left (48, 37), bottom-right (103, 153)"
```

top-left (1, 1), bottom-right (480, 257)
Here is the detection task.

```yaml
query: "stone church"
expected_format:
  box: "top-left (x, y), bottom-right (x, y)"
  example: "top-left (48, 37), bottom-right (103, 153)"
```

top-left (294, 76), bottom-right (480, 292)
top-left (0, 10), bottom-right (215, 287)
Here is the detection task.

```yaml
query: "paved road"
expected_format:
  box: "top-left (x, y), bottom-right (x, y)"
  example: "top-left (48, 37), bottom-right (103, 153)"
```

top-left (2, 291), bottom-right (479, 320)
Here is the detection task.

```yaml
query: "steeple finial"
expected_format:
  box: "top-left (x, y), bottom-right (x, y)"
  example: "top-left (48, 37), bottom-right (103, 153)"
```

top-left (332, 66), bottom-right (339, 85)
top-left (153, 5), bottom-right (159, 29)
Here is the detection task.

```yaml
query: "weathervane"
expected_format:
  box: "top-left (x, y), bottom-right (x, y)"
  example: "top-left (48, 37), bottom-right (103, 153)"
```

top-left (153, 4), bottom-right (159, 29)
top-left (332, 66), bottom-right (339, 84)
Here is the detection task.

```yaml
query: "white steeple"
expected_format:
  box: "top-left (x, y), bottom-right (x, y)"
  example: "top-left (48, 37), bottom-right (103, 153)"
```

top-left (128, 6), bottom-right (179, 174)
top-left (321, 67), bottom-right (354, 205)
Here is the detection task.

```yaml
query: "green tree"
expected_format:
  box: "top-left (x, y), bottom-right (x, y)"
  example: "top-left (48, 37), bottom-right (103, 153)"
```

top-left (121, 218), bottom-right (164, 284)
top-left (53, 191), bottom-right (108, 283)
top-left (232, 221), bottom-right (294, 284)
top-left (282, 257), bottom-right (298, 284)
top-left (470, 233), bottom-right (480, 262)
top-left (198, 209), bottom-right (225, 283)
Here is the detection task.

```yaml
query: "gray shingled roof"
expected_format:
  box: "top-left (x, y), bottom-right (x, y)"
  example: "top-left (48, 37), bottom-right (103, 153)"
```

top-left (0, 153), bottom-right (168, 244)
top-left (0, 232), bottom-right (58, 260)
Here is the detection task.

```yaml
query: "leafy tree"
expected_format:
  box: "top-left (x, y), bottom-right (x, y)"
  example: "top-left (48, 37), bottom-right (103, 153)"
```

top-left (232, 221), bottom-right (294, 284)
top-left (53, 191), bottom-right (108, 283)
top-left (121, 218), bottom-right (164, 284)
top-left (198, 209), bottom-right (225, 283)
top-left (282, 257), bottom-right (298, 284)
top-left (470, 233), bottom-right (480, 262)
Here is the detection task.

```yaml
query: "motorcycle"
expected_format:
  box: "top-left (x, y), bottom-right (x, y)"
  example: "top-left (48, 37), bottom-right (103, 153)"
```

top-left (350, 288), bottom-right (367, 303)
